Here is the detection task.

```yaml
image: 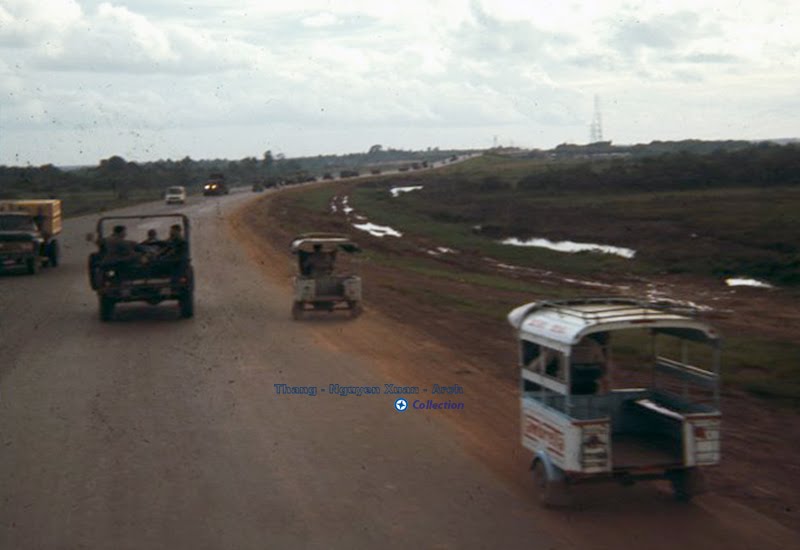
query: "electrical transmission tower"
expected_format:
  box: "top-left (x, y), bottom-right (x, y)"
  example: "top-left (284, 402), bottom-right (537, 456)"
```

top-left (589, 95), bottom-right (603, 143)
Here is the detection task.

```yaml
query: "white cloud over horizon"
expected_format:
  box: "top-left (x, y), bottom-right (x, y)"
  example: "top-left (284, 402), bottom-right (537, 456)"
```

top-left (0, 0), bottom-right (798, 165)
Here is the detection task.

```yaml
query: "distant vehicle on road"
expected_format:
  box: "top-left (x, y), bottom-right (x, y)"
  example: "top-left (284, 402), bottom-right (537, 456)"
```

top-left (370, 168), bottom-right (382, 175)
top-left (290, 233), bottom-right (362, 319)
top-left (410, 163), bottom-right (421, 170)
top-left (508, 298), bottom-right (721, 507)
top-left (322, 173), bottom-right (334, 180)
top-left (203, 181), bottom-right (229, 196)
top-left (0, 199), bottom-right (61, 275)
top-left (87, 214), bottom-right (194, 321)
top-left (203, 174), bottom-right (229, 196)
top-left (165, 186), bottom-right (187, 204)
top-left (252, 183), bottom-right (265, 192)
top-left (398, 166), bottom-right (410, 172)
top-left (339, 170), bottom-right (360, 178)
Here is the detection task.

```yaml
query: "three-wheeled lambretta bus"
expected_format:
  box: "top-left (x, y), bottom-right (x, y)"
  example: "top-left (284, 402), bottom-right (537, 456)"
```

top-left (508, 298), bottom-right (721, 506)
top-left (290, 233), bottom-right (363, 319)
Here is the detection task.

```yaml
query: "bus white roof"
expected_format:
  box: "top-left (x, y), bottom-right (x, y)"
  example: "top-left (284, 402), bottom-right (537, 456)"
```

top-left (508, 298), bottom-right (719, 347)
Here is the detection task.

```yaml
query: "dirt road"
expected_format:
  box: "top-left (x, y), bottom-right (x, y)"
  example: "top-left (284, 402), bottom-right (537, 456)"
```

top-left (0, 189), bottom-right (560, 549)
top-left (0, 188), bottom-right (795, 549)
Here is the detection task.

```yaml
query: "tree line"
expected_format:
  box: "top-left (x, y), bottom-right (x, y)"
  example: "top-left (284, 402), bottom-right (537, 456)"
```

top-left (0, 146), bottom-right (470, 200)
top-left (518, 142), bottom-right (800, 193)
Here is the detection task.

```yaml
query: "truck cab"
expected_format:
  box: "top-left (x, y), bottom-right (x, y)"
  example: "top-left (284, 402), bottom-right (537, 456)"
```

top-left (165, 186), bottom-right (187, 204)
top-left (0, 200), bottom-right (61, 274)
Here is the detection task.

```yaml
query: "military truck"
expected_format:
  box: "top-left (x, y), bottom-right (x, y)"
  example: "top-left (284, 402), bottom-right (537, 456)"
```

top-left (0, 199), bottom-right (62, 275)
top-left (203, 173), bottom-right (229, 196)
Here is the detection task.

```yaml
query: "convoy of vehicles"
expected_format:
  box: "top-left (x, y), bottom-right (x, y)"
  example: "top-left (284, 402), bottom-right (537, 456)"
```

top-left (87, 214), bottom-right (194, 321)
top-left (508, 298), bottom-right (721, 506)
top-left (290, 233), bottom-right (362, 319)
top-left (0, 199), bottom-right (62, 275)
top-left (165, 186), bottom-right (187, 204)
top-left (8, 165), bottom-right (728, 512)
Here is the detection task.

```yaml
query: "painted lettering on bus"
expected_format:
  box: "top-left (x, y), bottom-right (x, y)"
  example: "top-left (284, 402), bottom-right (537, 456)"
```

top-left (524, 414), bottom-right (565, 454)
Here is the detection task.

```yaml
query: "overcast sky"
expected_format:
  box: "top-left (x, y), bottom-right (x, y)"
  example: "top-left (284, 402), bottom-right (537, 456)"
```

top-left (1, 0), bottom-right (798, 166)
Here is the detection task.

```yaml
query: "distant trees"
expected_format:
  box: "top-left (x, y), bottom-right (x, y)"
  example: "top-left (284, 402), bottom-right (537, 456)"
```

top-left (552, 139), bottom-right (753, 159)
top-left (99, 155), bottom-right (127, 172)
top-left (518, 143), bottom-right (800, 193)
top-left (0, 147), bottom-right (474, 199)
top-left (263, 150), bottom-right (274, 173)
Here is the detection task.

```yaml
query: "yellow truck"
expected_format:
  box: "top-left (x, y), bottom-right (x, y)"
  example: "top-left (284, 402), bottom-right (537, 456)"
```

top-left (0, 199), bottom-right (62, 274)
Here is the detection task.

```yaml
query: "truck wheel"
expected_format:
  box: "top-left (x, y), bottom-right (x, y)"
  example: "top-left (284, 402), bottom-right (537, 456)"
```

top-left (179, 290), bottom-right (194, 318)
top-left (47, 240), bottom-right (60, 267)
top-left (99, 296), bottom-right (115, 322)
top-left (532, 460), bottom-right (571, 508)
top-left (26, 257), bottom-right (39, 275)
top-left (292, 302), bottom-right (304, 320)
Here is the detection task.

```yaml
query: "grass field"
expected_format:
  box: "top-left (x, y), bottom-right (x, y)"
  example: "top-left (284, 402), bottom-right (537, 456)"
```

top-left (271, 157), bottom-right (800, 405)
top-left (350, 155), bottom-right (800, 285)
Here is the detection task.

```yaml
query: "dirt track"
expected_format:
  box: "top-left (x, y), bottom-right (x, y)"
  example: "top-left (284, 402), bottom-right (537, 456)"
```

top-left (0, 187), bottom-right (796, 549)
top-left (234, 188), bottom-right (800, 548)
top-left (0, 189), bottom-right (562, 549)
top-left (259, 180), bottom-right (800, 532)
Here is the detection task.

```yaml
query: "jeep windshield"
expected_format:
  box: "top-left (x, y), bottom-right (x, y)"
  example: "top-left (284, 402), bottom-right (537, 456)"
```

top-left (0, 214), bottom-right (36, 231)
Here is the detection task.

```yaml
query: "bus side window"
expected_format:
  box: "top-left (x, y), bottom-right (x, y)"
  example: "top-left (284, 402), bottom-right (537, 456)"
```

top-left (544, 351), bottom-right (565, 382)
top-left (521, 341), bottom-right (540, 367)
top-left (523, 379), bottom-right (541, 392)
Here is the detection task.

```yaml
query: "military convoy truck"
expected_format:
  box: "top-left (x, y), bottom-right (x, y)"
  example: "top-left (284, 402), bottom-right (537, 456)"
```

top-left (0, 199), bottom-right (62, 275)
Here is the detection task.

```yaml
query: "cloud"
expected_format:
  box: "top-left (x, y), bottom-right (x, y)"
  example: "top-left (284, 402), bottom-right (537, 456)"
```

top-left (302, 12), bottom-right (339, 28)
top-left (2, 0), bottom-right (800, 165)
top-left (5, 2), bottom-right (262, 75)
top-left (0, 0), bottom-right (82, 47)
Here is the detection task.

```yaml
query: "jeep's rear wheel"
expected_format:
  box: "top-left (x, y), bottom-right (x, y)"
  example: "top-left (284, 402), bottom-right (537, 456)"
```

top-left (99, 296), bottom-right (115, 321)
top-left (88, 254), bottom-right (102, 289)
top-left (179, 290), bottom-right (194, 318)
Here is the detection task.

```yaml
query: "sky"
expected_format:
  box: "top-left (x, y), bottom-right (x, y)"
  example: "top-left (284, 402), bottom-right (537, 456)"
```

top-left (0, 0), bottom-right (798, 166)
